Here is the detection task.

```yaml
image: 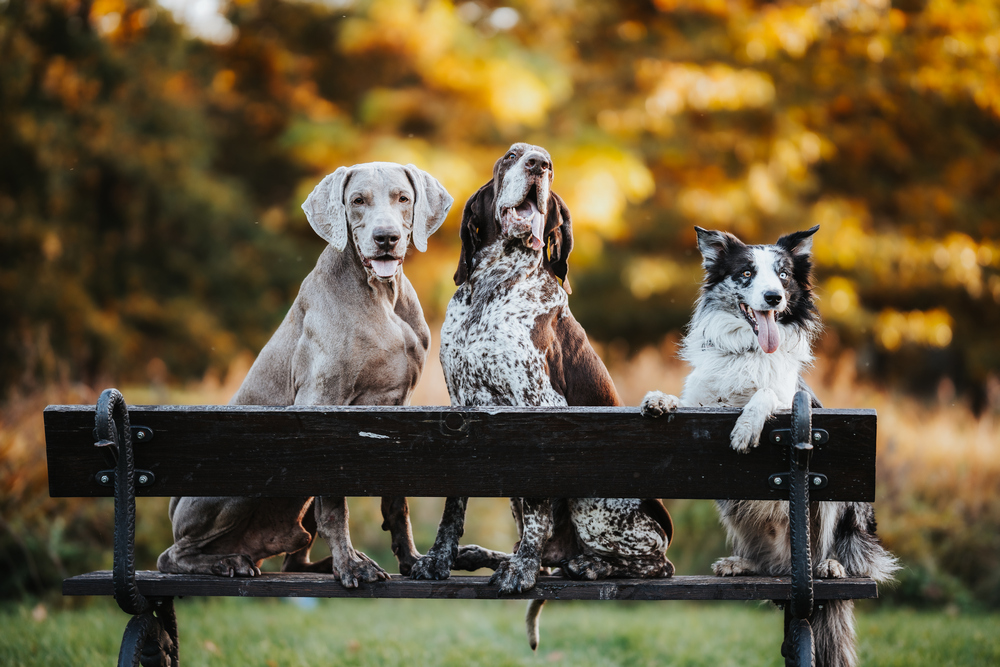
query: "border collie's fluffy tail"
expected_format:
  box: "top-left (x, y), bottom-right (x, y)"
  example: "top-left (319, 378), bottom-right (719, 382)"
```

top-left (525, 599), bottom-right (545, 650)
top-left (812, 599), bottom-right (857, 667)
top-left (811, 502), bottom-right (899, 667)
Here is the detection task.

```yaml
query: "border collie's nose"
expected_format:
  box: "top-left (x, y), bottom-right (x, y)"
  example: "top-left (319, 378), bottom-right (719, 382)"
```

top-left (524, 152), bottom-right (551, 175)
top-left (373, 227), bottom-right (400, 250)
top-left (764, 291), bottom-right (782, 307)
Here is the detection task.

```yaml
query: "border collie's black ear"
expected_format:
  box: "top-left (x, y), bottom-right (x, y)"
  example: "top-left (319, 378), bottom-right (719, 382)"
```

top-left (777, 225), bottom-right (819, 256)
top-left (694, 226), bottom-right (744, 268)
top-left (454, 181), bottom-right (494, 286)
top-left (544, 192), bottom-right (573, 293)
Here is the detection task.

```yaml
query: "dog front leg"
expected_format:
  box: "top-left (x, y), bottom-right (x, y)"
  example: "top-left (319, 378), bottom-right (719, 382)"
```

top-left (490, 498), bottom-right (553, 594)
top-left (410, 496), bottom-right (468, 580)
top-left (730, 388), bottom-right (781, 453)
top-left (314, 496), bottom-right (389, 588)
top-left (380, 496), bottom-right (421, 576)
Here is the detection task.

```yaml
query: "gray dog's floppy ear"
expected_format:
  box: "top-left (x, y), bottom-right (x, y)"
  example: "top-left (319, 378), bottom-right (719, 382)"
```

top-left (694, 226), bottom-right (744, 268)
top-left (302, 166), bottom-right (350, 250)
top-left (544, 192), bottom-right (573, 294)
top-left (404, 164), bottom-right (454, 252)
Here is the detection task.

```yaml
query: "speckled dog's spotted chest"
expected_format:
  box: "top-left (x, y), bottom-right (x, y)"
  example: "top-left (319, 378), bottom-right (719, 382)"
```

top-left (441, 243), bottom-right (567, 407)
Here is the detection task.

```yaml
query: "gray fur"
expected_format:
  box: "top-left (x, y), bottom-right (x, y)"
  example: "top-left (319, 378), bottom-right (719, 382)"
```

top-left (157, 163), bottom-right (453, 588)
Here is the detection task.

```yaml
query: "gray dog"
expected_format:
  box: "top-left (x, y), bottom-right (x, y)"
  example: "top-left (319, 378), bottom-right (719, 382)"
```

top-left (156, 162), bottom-right (453, 588)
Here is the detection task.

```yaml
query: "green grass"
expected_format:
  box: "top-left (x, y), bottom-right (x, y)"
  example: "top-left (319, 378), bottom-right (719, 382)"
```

top-left (1, 597), bottom-right (998, 666)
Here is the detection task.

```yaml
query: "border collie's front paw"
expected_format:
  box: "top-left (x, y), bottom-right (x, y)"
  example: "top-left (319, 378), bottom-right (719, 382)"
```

top-left (712, 556), bottom-right (757, 576)
top-left (641, 391), bottom-right (680, 418)
top-left (816, 559), bottom-right (847, 579)
top-left (730, 414), bottom-right (762, 453)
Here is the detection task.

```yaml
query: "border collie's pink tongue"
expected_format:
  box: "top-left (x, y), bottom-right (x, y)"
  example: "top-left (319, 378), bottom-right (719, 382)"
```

top-left (753, 309), bottom-right (781, 353)
top-left (370, 258), bottom-right (400, 278)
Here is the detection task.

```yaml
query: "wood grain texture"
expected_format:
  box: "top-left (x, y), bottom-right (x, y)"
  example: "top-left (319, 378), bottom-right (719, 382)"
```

top-left (44, 405), bottom-right (876, 501)
top-left (62, 571), bottom-right (879, 601)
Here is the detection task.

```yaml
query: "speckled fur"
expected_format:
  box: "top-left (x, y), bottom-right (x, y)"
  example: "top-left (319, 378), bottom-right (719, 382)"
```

top-left (642, 226), bottom-right (898, 667)
top-left (415, 144), bottom-right (673, 649)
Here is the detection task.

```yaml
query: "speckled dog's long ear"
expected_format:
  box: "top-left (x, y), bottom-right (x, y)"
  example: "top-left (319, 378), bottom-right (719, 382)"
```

top-left (454, 181), bottom-right (494, 286)
top-left (302, 167), bottom-right (350, 251)
top-left (543, 192), bottom-right (573, 294)
top-left (404, 164), bottom-right (454, 252)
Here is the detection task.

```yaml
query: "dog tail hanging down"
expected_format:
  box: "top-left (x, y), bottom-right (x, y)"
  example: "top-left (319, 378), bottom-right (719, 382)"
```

top-left (525, 599), bottom-right (545, 650)
top-left (811, 500), bottom-right (899, 667)
top-left (810, 600), bottom-right (857, 667)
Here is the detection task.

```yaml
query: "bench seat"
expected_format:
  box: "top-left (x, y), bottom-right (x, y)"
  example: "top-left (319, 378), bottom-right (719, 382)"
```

top-left (64, 571), bottom-right (878, 601)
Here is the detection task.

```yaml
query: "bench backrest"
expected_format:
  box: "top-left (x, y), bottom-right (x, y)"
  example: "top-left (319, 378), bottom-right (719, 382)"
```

top-left (44, 405), bottom-right (876, 502)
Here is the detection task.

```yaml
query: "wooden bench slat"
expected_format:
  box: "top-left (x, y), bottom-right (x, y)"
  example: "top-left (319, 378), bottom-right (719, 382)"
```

top-left (62, 571), bottom-right (878, 601)
top-left (44, 405), bottom-right (876, 501)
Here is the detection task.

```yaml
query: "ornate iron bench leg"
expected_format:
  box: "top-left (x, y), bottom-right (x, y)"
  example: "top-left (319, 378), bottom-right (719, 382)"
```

top-left (96, 389), bottom-right (180, 666)
top-left (784, 390), bottom-right (815, 667)
top-left (118, 598), bottom-right (178, 667)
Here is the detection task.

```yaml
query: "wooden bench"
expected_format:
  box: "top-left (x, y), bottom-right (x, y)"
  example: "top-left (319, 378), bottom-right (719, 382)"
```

top-left (44, 388), bottom-right (880, 666)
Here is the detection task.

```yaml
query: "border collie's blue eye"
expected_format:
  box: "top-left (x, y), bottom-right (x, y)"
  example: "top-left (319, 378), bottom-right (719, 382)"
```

top-left (505, 152), bottom-right (516, 160)
top-left (780, 271), bottom-right (788, 280)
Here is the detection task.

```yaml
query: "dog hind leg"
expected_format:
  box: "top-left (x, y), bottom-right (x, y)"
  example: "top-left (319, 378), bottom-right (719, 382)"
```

top-left (314, 496), bottom-right (389, 588)
top-left (490, 498), bottom-right (553, 594)
top-left (380, 496), bottom-right (421, 576)
top-left (410, 496), bottom-right (468, 580)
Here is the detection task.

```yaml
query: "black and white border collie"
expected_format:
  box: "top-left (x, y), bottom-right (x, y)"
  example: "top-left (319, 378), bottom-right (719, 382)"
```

top-left (642, 226), bottom-right (897, 667)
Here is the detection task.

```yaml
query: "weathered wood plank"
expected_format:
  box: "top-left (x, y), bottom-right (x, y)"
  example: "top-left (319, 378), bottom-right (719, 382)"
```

top-left (44, 405), bottom-right (876, 501)
top-left (61, 571), bottom-right (878, 601)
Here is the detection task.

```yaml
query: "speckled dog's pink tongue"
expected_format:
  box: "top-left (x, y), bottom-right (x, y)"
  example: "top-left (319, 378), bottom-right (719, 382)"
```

top-left (753, 309), bottom-right (781, 353)
top-left (517, 199), bottom-right (544, 250)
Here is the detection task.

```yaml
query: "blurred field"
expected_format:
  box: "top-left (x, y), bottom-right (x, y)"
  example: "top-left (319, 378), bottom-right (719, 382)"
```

top-left (3, 329), bottom-right (999, 608)
top-left (2, 596), bottom-right (999, 667)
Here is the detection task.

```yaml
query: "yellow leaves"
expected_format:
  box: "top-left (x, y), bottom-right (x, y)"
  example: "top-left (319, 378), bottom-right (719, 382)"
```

top-left (42, 57), bottom-right (100, 111)
top-left (623, 257), bottom-right (688, 300)
top-left (554, 147), bottom-right (654, 243)
top-left (875, 308), bottom-right (953, 351)
top-left (639, 60), bottom-right (775, 115)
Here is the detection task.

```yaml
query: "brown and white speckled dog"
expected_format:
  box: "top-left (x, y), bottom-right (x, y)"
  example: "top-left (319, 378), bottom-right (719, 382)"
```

top-left (409, 143), bottom-right (674, 649)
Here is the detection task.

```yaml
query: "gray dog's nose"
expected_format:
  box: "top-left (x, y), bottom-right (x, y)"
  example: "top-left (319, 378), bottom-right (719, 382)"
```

top-left (764, 291), bottom-right (782, 307)
top-left (524, 152), bottom-right (551, 175)
top-left (373, 227), bottom-right (401, 249)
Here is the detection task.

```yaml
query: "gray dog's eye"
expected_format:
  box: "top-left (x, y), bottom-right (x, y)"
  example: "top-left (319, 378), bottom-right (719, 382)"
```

top-left (352, 196), bottom-right (364, 205)
top-left (399, 195), bottom-right (409, 203)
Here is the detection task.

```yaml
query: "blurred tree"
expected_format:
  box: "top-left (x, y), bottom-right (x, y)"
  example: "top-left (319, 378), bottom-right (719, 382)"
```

top-left (0, 0), bottom-right (307, 395)
top-left (2, 0), bottom-right (998, 406)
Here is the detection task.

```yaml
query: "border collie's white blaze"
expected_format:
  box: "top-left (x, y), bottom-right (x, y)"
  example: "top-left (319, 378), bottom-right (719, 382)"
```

top-left (642, 225), bottom-right (898, 667)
